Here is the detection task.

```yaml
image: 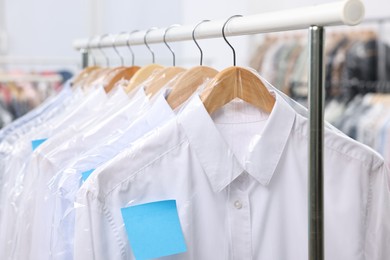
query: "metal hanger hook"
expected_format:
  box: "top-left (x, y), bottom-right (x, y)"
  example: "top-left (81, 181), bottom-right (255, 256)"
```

top-left (192, 20), bottom-right (210, 66)
top-left (127, 30), bottom-right (139, 66)
top-left (163, 24), bottom-right (180, 66)
top-left (144, 27), bottom-right (158, 63)
top-left (222, 15), bottom-right (243, 66)
top-left (97, 33), bottom-right (112, 67)
top-left (87, 36), bottom-right (97, 66)
top-left (112, 32), bottom-right (127, 66)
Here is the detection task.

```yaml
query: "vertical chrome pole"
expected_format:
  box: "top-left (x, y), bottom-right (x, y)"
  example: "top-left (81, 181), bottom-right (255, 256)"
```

top-left (81, 48), bottom-right (89, 69)
top-left (377, 20), bottom-right (386, 82)
top-left (308, 25), bottom-right (325, 260)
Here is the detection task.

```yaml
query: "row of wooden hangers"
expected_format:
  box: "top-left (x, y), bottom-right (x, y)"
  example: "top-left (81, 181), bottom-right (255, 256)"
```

top-left (72, 16), bottom-right (275, 115)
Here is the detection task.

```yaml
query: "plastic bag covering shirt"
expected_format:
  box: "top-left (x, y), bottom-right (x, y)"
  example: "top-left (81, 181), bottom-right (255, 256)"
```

top-left (47, 90), bottom-right (175, 260)
top-left (0, 86), bottom-right (83, 221)
top-left (2, 85), bottom-right (123, 215)
top-left (0, 82), bottom-right (73, 194)
top-left (0, 85), bottom-right (88, 214)
top-left (34, 86), bottom-right (132, 156)
top-left (16, 86), bottom-right (149, 260)
top-left (0, 86), bottom-right (108, 260)
top-left (0, 84), bottom-right (87, 182)
top-left (0, 86), bottom-right (88, 259)
top-left (75, 91), bottom-right (390, 259)
top-left (0, 83), bottom-right (74, 246)
top-left (0, 81), bottom-right (75, 173)
top-left (7, 86), bottom-right (136, 260)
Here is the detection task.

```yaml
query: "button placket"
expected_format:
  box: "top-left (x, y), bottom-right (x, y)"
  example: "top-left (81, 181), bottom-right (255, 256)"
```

top-left (228, 184), bottom-right (252, 259)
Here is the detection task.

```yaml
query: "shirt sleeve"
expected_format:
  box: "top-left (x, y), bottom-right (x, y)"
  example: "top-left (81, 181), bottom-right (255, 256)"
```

top-left (365, 163), bottom-right (390, 259)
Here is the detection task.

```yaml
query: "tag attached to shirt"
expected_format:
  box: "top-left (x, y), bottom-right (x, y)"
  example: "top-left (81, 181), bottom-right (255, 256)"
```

top-left (81, 169), bottom-right (95, 182)
top-left (121, 200), bottom-right (187, 259)
top-left (31, 138), bottom-right (48, 151)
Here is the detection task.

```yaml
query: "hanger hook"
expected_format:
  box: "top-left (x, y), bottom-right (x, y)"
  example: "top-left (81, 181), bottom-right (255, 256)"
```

top-left (163, 24), bottom-right (180, 66)
top-left (87, 36), bottom-right (97, 66)
top-left (222, 15), bottom-right (242, 66)
top-left (126, 30), bottom-right (139, 66)
top-left (192, 20), bottom-right (210, 66)
top-left (97, 33), bottom-right (111, 67)
top-left (112, 32), bottom-right (127, 66)
top-left (144, 27), bottom-right (158, 63)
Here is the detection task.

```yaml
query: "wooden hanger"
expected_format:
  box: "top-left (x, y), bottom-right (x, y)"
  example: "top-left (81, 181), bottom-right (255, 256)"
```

top-left (125, 64), bottom-right (164, 93)
top-left (77, 35), bottom-right (115, 90)
top-left (72, 37), bottom-right (102, 88)
top-left (201, 66), bottom-right (275, 114)
top-left (72, 66), bottom-right (100, 88)
top-left (81, 67), bottom-right (113, 91)
top-left (167, 20), bottom-right (219, 109)
top-left (104, 66), bottom-right (140, 93)
top-left (144, 25), bottom-right (187, 97)
top-left (125, 27), bottom-right (167, 93)
top-left (89, 34), bottom-right (140, 92)
top-left (144, 66), bottom-right (186, 97)
top-left (81, 66), bottom-right (139, 93)
top-left (201, 15), bottom-right (275, 115)
top-left (100, 32), bottom-right (141, 93)
top-left (167, 66), bottom-right (218, 109)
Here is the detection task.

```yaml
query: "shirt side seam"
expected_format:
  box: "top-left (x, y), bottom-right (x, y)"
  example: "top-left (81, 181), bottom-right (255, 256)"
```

top-left (363, 163), bottom-right (376, 260)
top-left (101, 202), bottom-right (128, 259)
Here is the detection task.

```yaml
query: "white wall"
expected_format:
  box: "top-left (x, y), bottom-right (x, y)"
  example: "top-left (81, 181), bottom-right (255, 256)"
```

top-left (0, 0), bottom-right (389, 72)
top-left (1, 0), bottom-right (89, 71)
top-left (99, 0), bottom-right (183, 66)
top-left (1, 0), bottom-right (184, 71)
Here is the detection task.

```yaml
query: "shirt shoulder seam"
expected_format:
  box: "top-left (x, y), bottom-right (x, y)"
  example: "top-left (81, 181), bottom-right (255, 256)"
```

top-left (102, 138), bottom-right (187, 198)
top-left (294, 123), bottom-right (383, 170)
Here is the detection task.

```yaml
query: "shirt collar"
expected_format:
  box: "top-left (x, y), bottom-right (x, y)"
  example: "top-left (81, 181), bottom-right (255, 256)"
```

top-left (178, 92), bottom-right (295, 193)
top-left (145, 89), bottom-right (175, 128)
top-left (104, 86), bottom-right (130, 107)
top-left (129, 86), bottom-right (149, 107)
top-left (245, 91), bottom-right (295, 185)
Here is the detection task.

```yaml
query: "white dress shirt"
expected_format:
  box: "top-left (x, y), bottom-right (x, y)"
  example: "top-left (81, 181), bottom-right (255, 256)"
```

top-left (0, 86), bottom-right (108, 260)
top-left (0, 86), bottom-right (86, 232)
top-left (48, 91), bottom-right (175, 260)
top-left (0, 84), bottom-right (77, 182)
top-left (75, 92), bottom-right (390, 260)
top-left (34, 86), bottom-right (133, 155)
top-left (0, 83), bottom-right (74, 210)
top-left (14, 87), bottom-right (149, 260)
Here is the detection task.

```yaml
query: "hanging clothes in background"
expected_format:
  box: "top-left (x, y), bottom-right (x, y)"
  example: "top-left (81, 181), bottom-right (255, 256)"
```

top-left (0, 70), bottom-right (72, 129)
top-left (326, 92), bottom-right (390, 168)
top-left (250, 29), bottom-right (390, 163)
top-left (250, 30), bottom-right (390, 99)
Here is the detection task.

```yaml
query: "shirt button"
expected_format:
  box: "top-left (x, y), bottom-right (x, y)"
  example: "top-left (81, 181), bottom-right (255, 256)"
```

top-left (234, 200), bottom-right (243, 209)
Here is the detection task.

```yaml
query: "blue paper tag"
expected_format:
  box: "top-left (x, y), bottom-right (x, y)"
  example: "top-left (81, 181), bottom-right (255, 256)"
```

top-left (81, 169), bottom-right (95, 182)
top-left (31, 138), bottom-right (48, 151)
top-left (121, 200), bottom-right (187, 259)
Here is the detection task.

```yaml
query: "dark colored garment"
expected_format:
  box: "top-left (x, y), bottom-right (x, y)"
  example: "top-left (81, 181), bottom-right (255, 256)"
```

top-left (340, 39), bottom-right (378, 100)
top-left (325, 37), bottom-right (350, 98)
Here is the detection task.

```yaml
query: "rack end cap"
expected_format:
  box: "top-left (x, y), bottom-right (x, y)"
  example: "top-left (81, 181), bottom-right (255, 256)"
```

top-left (342, 0), bottom-right (365, 25)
